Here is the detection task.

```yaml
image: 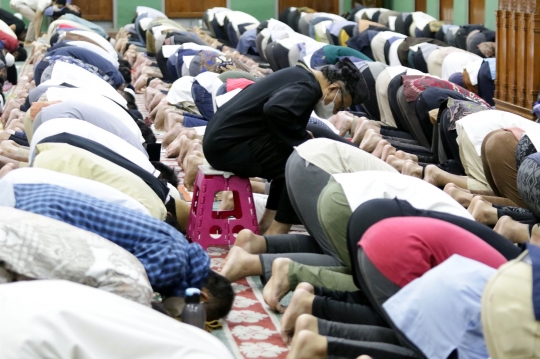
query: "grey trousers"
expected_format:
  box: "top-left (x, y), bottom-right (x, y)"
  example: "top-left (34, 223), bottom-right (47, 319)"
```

top-left (259, 152), bottom-right (343, 282)
top-left (318, 319), bottom-right (400, 345)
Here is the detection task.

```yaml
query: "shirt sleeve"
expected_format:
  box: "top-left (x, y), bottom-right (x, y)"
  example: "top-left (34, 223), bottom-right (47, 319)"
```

top-left (263, 82), bottom-right (319, 148)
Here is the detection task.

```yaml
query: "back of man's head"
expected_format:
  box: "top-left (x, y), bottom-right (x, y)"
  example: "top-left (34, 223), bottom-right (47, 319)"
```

top-left (202, 271), bottom-right (234, 321)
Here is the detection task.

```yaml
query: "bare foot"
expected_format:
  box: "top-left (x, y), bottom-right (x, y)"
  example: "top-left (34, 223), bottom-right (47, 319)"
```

top-left (163, 124), bottom-right (188, 148)
top-left (0, 163), bottom-right (16, 178)
top-left (231, 229), bottom-right (267, 254)
top-left (468, 196), bottom-right (498, 225)
top-left (359, 129), bottom-right (383, 153)
top-left (264, 220), bottom-right (292, 236)
top-left (295, 282), bottom-right (315, 294)
top-left (294, 314), bottom-right (319, 335)
top-left (0, 141), bottom-right (28, 162)
top-left (165, 135), bottom-right (185, 158)
top-left (530, 224), bottom-right (540, 246)
top-left (381, 144), bottom-right (396, 161)
top-left (219, 246), bottom-right (262, 282)
top-left (402, 160), bottom-right (423, 179)
top-left (494, 216), bottom-right (530, 244)
top-left (0, 130), bottom-right (13, 142)
top-left (394, 150), bottom-right (418, 162)
top-left (287, 330), bottom-right (327, 359)
top-left (371, 139), bottom-right (389, 159)
top-left (328, 112), bottom-right (353, 137)
top-left (263, 258), bottom-right (292, 313)
top-left (180, 139), bottom-right (201, 168)
top-left (386, 155), bottom-right (406, 172)
top-left (181, 140), bottom-right (202, 170)
top-left (352, 120), bottom-right (381, 146)
top-left (422, 164), bottom-right (439, 184)
top-left (280, 288), bottom-right (315, 344)
top-left (182, 150), bottom-right (205, 191)
top-left (444, 183), bottom-right (473, 207)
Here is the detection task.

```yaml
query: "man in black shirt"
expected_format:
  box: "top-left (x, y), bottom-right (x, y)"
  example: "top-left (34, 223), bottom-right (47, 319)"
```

top-left (203, 58), bottom-right (368, 235)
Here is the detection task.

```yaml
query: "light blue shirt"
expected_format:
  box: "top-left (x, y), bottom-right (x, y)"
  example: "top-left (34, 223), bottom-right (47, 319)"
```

top-left (484, 58), bottom-right (496, 80)
top-left (383, 255), bottom-right (495, 359)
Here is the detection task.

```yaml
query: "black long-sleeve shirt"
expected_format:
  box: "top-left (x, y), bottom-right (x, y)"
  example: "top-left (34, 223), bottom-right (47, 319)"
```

top-left (204, 63), bottom-right (322, 153)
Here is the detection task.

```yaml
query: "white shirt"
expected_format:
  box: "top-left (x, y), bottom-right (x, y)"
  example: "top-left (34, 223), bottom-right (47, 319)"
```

top-left (44, 87), bottom-right (138, 140)
top-left (0, 20), bottom-right (17, 39)
top-left (29, 119), bottom-right (155, 175)
top-left (0, 168), bottom-right (150, 215)
top-left (136, 6), bottom-right (167, 19)
top-left (10, 0), bottom-right (50, 11)
top-left (441, 51), bottom-right (482, 80)
top-left (70, 30), bottom-right (117, 59)
top-left (371, 32), bottom-right (405, 63)
top-left (465, 59), bottom-right (484, 86)
top-left (48, 63), bottom-right (127, 107)
top-left (167, 76), bottom-right (195, 105)
top-left (332, 171), bottom-right (474, 220)
top-left (0, 280), bottom-right (233, 359)
top-left (456, 110), bottom-right (540, 156)
top-left (65, 40), bottom-right (119, 68)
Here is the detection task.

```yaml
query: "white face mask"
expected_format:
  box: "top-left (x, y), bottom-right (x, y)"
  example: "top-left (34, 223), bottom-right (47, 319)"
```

top-left (314, 89), bottom-right (340, 119)
top-left (52, 5), bottom-right (60, 11)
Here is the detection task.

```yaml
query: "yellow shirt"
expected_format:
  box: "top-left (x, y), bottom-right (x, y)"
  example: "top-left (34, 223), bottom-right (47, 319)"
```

top-left (32, 143), bottom-right (167, 220)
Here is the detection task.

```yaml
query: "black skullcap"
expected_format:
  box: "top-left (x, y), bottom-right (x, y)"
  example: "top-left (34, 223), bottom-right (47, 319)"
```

top-left (330, 57), bottom-right (369, 105)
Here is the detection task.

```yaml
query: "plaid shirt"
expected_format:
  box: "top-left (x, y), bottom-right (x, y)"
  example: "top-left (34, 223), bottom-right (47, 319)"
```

top-left (9, 183), bottom-right (210, 297)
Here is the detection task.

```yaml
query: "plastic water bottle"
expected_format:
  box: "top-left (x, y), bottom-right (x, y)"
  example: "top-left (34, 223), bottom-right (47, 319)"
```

top-left (182, 288), bottom-right (206, 330)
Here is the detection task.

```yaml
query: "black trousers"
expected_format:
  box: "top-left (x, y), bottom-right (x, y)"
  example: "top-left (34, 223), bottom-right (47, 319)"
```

top-left (311, 287), bottom-right (387, 327)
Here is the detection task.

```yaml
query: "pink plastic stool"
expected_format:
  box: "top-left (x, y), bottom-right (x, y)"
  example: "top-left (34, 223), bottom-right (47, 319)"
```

top-left (187, 165), bottom-right (259, 249)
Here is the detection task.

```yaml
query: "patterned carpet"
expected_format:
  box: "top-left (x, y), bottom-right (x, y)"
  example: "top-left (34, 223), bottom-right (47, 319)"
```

top-left (135, 94), bottom-right (289, 359)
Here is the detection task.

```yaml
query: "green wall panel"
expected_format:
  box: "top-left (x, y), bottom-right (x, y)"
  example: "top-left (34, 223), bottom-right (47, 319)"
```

top-left (485, 0), bottom-right (498, 30)
top-left (117, 0), bottom-right (161, 28)
top-left (230, 0), bottom-right (274, 21)
top-left (426, 0), bottom-right (439, 19)
top-left (384, 0), bottom-right (415, 12)
top-left (453, 0), bottom-right (468, 25)
top-left (343, 0), bottom-right (352, 13)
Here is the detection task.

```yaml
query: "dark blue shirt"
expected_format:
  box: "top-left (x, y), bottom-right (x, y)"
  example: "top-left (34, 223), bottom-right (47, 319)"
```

top-left (47, 45), bottom-right (125, 88)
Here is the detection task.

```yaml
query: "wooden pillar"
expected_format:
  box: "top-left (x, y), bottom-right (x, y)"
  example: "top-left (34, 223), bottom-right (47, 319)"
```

top-left (495, 7), bottom-right (506, 100)
top-left (506, 8), bottom-right (516, 105)
top-left (516, 6), bottom-right (526, 107)
top-left (494, 0), bottom-right (540, 119)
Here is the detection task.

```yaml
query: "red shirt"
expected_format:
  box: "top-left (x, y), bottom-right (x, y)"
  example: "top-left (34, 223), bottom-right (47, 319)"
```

top-left (0, 30), bottom-right (18, 52)
top-left (360, 217), bottom-right (507, 287)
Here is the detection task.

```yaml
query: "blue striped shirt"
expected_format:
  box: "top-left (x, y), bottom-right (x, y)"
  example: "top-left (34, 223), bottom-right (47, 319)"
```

top-left (6, 183), bottom-right (209, 297)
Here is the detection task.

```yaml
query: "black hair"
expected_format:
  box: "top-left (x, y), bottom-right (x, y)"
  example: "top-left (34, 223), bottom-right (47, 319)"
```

top-left (119, 66), bottom-right (132, 85)
top-left (118, 59), bottom-right (132, 70)
top-left (136, 119), bottom-right (156, 145)
top-left (203, 271), bottom-right (234, 321)
top-left (151, 161), bottom-right (179, 188)
top-left (50, 33), bottom-right (60, 46)
top-left (14, 46), bottom-right (27, 62)
top-left (54, 0), bottom-right (67, 5)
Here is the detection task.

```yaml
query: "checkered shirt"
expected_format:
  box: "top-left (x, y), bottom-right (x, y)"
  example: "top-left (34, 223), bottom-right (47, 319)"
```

top-left (10, 183), bottom-right (210, 297)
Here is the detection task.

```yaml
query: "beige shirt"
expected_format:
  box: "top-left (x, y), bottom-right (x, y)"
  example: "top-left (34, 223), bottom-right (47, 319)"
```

top-left (32, 143), bottom-right (167, 220)
top-left (295, 138), bottom-right (398, 175)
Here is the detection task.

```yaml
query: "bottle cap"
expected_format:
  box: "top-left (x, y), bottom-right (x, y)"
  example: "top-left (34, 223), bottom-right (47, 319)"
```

top-left (185, 288), bottom-right (201, 304)
top-left (185, 288), bottom-right (201, 296)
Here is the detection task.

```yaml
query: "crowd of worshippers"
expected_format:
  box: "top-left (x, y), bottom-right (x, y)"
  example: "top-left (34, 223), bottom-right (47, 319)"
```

top-left (0, 2), bottom-right (538, 359)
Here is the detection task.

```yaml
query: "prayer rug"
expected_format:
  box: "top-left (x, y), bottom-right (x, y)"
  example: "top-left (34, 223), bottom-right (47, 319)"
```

top-left (137, 93), bottom-right (289, 358)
